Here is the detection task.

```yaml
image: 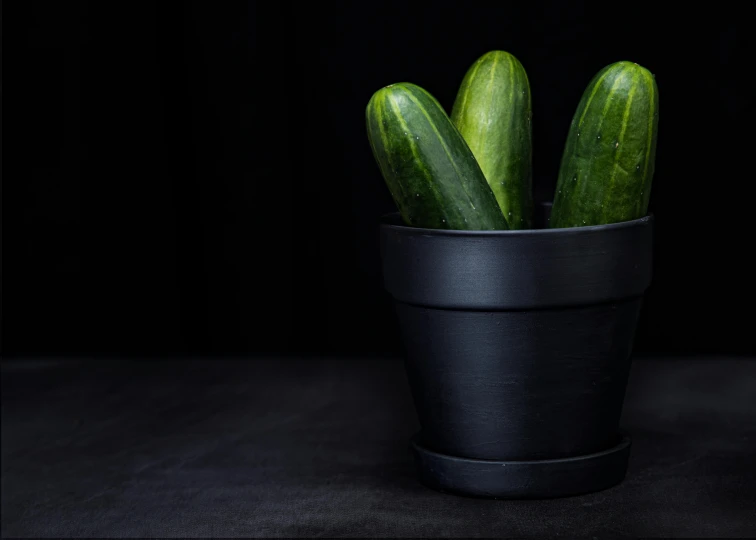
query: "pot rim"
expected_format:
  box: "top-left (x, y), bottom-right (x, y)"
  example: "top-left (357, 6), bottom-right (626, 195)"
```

top-left (380, 212), bottom-right (653, 237)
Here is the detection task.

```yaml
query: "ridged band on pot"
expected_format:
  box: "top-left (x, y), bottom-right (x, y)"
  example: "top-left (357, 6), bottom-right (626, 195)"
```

top-left (380, 210), bottom-right (653, 311)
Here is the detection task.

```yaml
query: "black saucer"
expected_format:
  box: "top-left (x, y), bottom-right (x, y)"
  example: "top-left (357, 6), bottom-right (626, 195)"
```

top-left (411, 433), bottom-right (631, 499)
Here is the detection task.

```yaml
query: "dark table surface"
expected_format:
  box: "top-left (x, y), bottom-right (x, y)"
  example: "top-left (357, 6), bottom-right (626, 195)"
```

top-left (2, 356), bottom-right (755, 538)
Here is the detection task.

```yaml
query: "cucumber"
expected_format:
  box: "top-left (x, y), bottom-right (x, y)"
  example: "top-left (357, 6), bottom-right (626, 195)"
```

top-left (451, 51), bottom-right (533, 229)
top-left (366, 82), bottom-right (508, 230)
top-left (550, 61), bottom-right (659, 228)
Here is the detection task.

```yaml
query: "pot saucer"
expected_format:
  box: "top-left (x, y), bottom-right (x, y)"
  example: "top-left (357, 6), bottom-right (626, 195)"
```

top-left (411, 433), bottom-right (631, 499)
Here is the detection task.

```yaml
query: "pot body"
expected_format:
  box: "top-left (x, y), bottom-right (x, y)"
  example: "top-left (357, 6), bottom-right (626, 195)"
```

top-left (380, 203), bottom-right (653, 461)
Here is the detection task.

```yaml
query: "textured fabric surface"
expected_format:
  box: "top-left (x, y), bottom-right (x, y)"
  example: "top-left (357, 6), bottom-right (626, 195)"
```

top-left (2, 357), bottom-right (755, 537)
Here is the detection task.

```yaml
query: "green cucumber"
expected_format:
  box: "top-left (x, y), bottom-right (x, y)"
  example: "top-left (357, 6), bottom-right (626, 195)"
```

top-left (550, 61), bottom-right (659, 228)
top-left (451, 51), bottom-right (533, 229)
top-left (366, 82), bottom-right (508, 230)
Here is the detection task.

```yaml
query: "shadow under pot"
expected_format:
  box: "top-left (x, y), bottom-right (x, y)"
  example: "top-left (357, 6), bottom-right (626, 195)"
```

top-left (379, 202), bottom-right (653, 499)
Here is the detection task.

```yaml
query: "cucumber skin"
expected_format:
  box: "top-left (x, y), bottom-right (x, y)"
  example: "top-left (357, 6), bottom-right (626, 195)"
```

top-left (366, 82), bottom-right (508, 230)
top-left (550, 61), bottom-right (659, 228)
top-left (451, 51), bottom-right (533, 229)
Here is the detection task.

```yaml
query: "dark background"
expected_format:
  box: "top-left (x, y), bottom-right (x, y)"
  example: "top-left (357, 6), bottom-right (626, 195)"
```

top-left (7, 2), bottom-right (749, 358)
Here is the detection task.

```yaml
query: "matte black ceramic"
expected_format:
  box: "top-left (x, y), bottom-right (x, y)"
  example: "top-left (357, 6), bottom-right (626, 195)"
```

top-left (380, 202), bottom-right (653, 498)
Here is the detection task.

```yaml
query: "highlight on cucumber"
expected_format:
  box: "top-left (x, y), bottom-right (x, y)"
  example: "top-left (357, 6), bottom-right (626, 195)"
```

top-left (365, 54), bottom-right (658, 231)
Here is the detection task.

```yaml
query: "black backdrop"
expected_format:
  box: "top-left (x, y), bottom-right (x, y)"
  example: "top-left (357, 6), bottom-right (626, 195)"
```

top-left (8, 2), bottom-right (749, 358)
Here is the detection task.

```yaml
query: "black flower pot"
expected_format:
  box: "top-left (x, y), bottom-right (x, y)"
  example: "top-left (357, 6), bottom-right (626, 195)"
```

top-left (380, 202), bottom-right (653, 498)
